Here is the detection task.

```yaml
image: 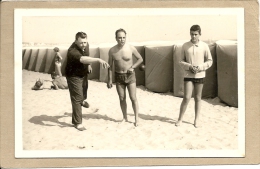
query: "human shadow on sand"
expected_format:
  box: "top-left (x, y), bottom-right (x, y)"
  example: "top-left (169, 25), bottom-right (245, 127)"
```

top-left (29, 114), bottom-right (73, 128)
top-left (129, 113), bottom-right (193, 125)
top-left (64, 111), bottom-right (122, 123)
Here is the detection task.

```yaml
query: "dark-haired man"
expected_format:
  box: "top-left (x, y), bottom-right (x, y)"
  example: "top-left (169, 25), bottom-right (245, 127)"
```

top-left (66, 32), bottom-right (110, 131)
top-left (107, 28), bottom-right (143, 127)
top-left (176, 25), bottom-right (213, 128)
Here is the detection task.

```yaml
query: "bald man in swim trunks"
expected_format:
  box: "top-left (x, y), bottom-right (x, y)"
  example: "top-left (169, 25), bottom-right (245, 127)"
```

top-left (107, 28), bottom-right (143, 127)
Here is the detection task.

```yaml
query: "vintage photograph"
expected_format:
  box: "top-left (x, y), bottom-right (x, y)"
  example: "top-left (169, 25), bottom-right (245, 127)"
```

top-left (15, 8), bottom-right (244, 158)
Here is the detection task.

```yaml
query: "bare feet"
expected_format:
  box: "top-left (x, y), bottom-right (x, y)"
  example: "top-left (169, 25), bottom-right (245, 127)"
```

top-left (74, 124), bottom-right (86, 131)
top-left (175, 120), bottom-right (182, 127)
top-left (134, 122), bottom-right (138, 127)
top-left (134, 117), bottom-right (139, 127)
top-left (194, 120), bottom-right (201, 128)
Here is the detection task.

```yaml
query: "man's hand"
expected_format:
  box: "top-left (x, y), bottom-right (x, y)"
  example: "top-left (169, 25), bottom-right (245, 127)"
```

top-left (189, 65), bottom-right (200, 74)
top-left (127, 66), bottom-right (134, 73)
top-left (87, 65), bottom-right (92, 74)
top-left (99, 59), bottom-right (110, 69)
top-left (107, 82), bottom-right (113, 89)
top-left (189, 65), bottom-right (196, 73)
top-left (127, 67), bottom-right (134, 74)
top-left (193, 66), bottom-right (200, 73)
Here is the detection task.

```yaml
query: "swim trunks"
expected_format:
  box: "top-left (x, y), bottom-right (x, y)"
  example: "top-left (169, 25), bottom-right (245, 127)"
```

top-left (53, 76), bottom-right (68, 89)
top-left (184, 78), bottom-right (204, 84)
top-left (115, 71), bottom-right (136, 85)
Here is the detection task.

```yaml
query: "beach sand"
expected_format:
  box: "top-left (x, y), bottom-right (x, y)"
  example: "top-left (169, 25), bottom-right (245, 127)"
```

top-left (22, 70), bottom-right (238, 150)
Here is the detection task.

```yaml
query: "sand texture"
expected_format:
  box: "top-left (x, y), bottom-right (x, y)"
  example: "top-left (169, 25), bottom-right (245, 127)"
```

top-left (22, 70), bottom-right (238, 150)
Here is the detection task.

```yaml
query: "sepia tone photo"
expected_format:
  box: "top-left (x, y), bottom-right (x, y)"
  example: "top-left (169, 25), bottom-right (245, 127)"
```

top-left (15, 8), bottom-right (245, 158)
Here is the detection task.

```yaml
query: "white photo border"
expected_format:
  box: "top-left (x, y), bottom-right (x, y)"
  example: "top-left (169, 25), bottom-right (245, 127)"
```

top-left (15, 8), bottom-right (245, 158)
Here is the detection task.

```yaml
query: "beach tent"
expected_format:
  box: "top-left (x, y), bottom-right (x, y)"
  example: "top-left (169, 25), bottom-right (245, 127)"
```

top-left (216, 40), bottom-right (238, 107)
top-left (173, 41), bottom-right (187, 97)
top-left (44, 48), bottom-right (56, 74)
top-left (23, 48), bottom-right (32, 69)
top-left (145, 41), bottom-right (175, 93)
top-left (202, 43), bottom-right (218, 98)
top-left (88, 46), bottom-right (100, 80)
top-left (34, 48), bottom-right (47, 73)
top-left (28, 48), bottom-right (39, 71)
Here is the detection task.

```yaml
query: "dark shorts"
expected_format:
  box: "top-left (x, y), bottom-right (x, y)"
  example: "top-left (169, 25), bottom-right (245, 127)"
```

top-left (53, 77), bottom-right (68, 89)
top-left (115, 71), bottom-right (136, 86)
top-left (184, 78), bottom-right (204, 84)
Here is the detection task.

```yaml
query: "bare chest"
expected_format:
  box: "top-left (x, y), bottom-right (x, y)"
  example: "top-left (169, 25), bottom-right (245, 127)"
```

top-left (113, 48), bottom-right (133, 61)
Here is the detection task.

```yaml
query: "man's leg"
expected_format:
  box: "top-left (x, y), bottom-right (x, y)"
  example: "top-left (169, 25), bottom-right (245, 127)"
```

top-left (116, 84), bottom-right (128, 122)
top-left (66, 76), bottom-right (85, 130)
top-left (176, 81), bottom-right (194, 126)
top-left (127, 82), bottom-right (139, 126)
top-left (194, 83), bottom-right (204, 128)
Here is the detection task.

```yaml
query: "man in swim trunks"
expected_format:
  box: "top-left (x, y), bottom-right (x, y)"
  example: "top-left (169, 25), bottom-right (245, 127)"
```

top-left (107, 28), bottom-right (143, 127)
top-left (176, 25), bottom-right (213, 128)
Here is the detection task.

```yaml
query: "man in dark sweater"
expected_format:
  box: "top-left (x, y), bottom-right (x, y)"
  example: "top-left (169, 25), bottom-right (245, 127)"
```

top-left (65, 32), bottom-right (110, 131)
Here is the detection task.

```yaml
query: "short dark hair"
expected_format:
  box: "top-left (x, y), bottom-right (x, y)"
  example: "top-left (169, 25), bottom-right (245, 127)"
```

top-left (115, 28), bottom-right (127, 38)
top-left (53, 47), bottom-right (59, 52)
top-left (75, 32), bottom-right (87, 40)
top-left (190, 25), bottom-right (201, 35)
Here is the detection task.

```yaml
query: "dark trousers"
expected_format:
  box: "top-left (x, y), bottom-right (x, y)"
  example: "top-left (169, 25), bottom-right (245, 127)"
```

top-left (66, 76), bottom-right (88, 125)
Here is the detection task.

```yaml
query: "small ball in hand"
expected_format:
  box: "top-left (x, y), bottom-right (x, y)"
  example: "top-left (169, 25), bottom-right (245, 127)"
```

top-left (139, 64), bottom-right (145, 71)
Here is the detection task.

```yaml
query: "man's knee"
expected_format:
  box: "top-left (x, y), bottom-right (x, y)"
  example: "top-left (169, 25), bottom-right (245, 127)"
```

top-left (118, 95), bottom-right (126, 102)
top-left (129, 95), bottom-right (137, 102)
top-left (183, 95), bottom-right (191, 102)
top-left (194, 95), bottom-right (202, 102)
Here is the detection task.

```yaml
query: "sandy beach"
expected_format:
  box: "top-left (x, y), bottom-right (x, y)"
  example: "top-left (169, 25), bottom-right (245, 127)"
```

top-left (22, 70), bottom-right (238, 151)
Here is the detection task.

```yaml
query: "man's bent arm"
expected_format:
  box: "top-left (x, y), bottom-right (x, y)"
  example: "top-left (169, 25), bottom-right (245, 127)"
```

top-left (131, 46), bottom-right (143, 68)
top-left (179, 46), bottom-right (192, 71)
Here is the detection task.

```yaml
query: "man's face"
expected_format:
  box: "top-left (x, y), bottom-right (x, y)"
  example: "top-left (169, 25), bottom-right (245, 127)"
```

top-left (190, 31), bottom-right (200, 43)
top-left (75, 37), bottom-right (87, 51)
top-left (116, 32), bottom-right (126, 46)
